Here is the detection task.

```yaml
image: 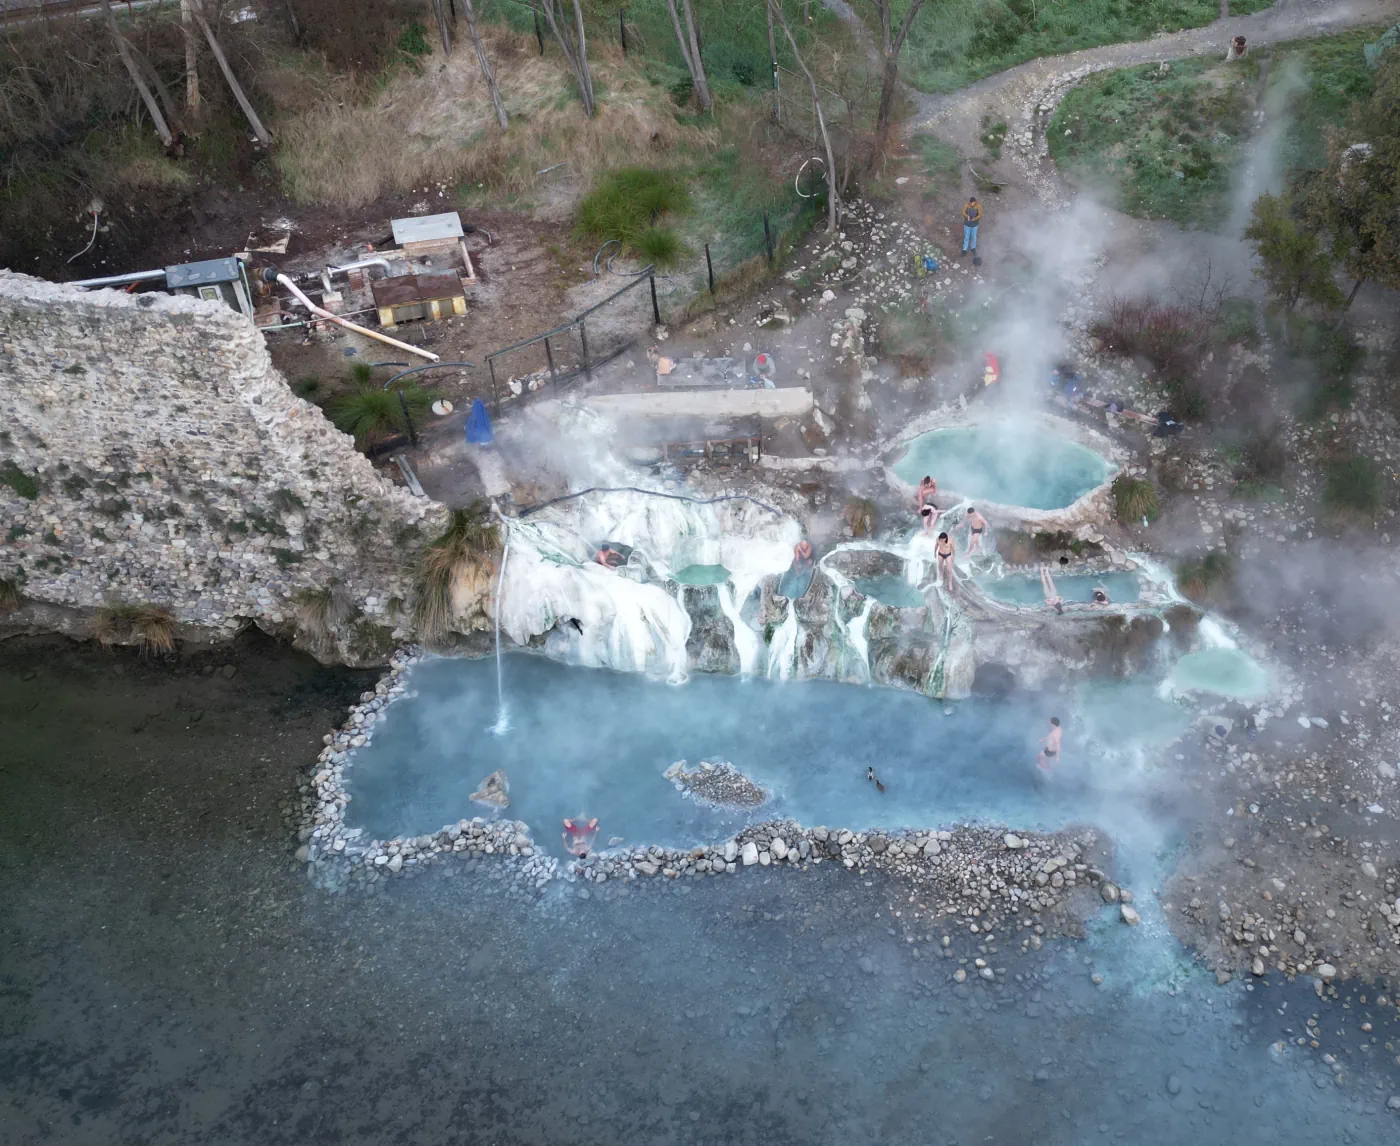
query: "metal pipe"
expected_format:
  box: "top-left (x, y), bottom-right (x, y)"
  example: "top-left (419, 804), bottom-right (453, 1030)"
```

top-left (275, 274), bottom-right (438, 362)
top-left (70, 269), bottom-right (166, 289)
top-left (328, 257), bottom-right (392, 277)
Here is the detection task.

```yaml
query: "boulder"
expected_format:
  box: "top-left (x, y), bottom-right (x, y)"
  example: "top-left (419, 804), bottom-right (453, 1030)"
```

top-left (470, 769), bottom-right (510, 809)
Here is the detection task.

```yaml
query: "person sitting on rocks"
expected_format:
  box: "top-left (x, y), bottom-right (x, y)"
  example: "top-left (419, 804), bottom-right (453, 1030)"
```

top-left (792, 539), bottom-right (815, 572)
top-left (1040, 565), bottom-right (1065, 614)
top-left (562, 817), bottom-right (599, 858)
top-left (595, 546), bottom-right (625, 569)
top-left (965, 506), bottom-right (989, 554)
top-left (917, 475), bottom-right (938, 510)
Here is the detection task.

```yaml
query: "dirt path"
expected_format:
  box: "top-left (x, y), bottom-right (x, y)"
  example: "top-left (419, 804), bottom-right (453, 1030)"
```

top-left (911, 0), bottom-right (1400, 206)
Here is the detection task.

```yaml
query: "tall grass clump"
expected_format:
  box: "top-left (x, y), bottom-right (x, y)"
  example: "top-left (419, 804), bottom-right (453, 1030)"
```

top-left (93, 602), bottom-right (176, 656)
top-left (576, 167), bottom-right (693, 265)
top-left (0, 576), bottom-right (21, 613)
top-left (1112, 475), bottom-right (1160, 523)
top-left (414, 502), bottom-right (501, 643)
top-left (294, 585), bottom-right (352, 650)
top-left (329, 385), bottom-right (433, 449)
top-left (1176, 550), bottom-right (1234, 604)
top-left (1323, 455), bottom-right (1384, 518)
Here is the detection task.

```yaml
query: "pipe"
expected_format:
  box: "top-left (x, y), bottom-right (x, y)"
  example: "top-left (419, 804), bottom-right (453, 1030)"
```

top-left (70, 269), bottom-right (166, 289)
top-left (275, 274), bottom-right (438, 362)
top-left (328, 257), bottom-right (392, 277)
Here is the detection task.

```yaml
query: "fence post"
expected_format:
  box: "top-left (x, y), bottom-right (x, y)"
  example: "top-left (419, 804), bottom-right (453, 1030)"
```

top-left (763, 212), bottom-right (774, 265)
top-left (704, 243), bottom-right (715, 294)
top-left (579, 319), bottom-right (592, 381)
top-left (619, 8), bottom-right (627, 55)
top-left (772, 62), bottom-right (780, 123)
top-left (534, 9), bottom-right (544, 55)
top-left (397, 389), bottom-right (418, 448)
top-left (649, 273), bottom-right (661, 326)
top-left (543, 336), bottom-right (558, 387)
top-left (488, 357), bottom-right (500, 416)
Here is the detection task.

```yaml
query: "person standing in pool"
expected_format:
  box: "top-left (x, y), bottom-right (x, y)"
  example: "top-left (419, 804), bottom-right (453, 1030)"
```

top-left (965, 507), bottom-right (988, 555)
top-left (935, 531), bottom-right (956, 591)
top-left (1037, 717), bottom-right (1062, 773)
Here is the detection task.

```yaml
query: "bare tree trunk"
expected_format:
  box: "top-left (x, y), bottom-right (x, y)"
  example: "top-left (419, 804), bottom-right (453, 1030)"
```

top-left (770, 0), bottom-right (837, 231)
top-left (193, 10), bottom-right (272, 144)
top-left (539, 0), bottom-right (594, 116)
top-left (430, 0), bottom-right (453, 55)
top-left (101, 0), bottom-right (172, 146)
top-left (283, 0), bottom-right (302, 44)
top-left (664, 0), bottom-right (712, 112)
top-left (129, 40), bottom-right (179, 130)
top-left (873, 0), bottom-right (925, 142)
top-left (462, 0), bottom-right (507, 130)
top-left (181, 0), bottom-right (200, 112)
top-left (767, 2), bottom-right (779, 122)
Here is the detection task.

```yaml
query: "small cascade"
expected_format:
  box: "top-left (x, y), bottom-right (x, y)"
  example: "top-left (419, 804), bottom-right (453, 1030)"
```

top-left (717, 573), bottom-right (763, 675)
top-left (845, 596), bottom-right (875, 682)
top-left (1197, 616), bottom-right (1235, 649)
top-left (766, 599), bottom-right (799, 681)
top-left (490, 532), bottom-right (511, 735)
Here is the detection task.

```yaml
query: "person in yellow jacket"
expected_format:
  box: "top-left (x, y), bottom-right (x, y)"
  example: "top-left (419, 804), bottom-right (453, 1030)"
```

top-left (961, 197), bottom-right (982, 255)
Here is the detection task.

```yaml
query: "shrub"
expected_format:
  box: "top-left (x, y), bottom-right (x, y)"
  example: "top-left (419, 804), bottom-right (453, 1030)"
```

top-left (396, 19), bottom-right (432, 58)
top-left (414, 502), bottom-right (501, 643)
top-left (1, 461), bottom-right (39, 500)
top-left (93, 602), bottom-right (176, 656)
top-left (1323, 455), bottom-right (1384, 517)
top-left (576, 167), bottom-right (693, 247)
top-left (350, 361), bottom-right (375, 386)
top-left (0, 576), bottom-right (20, 613)
top-left (633, 226), bottom-right (688, 270)
top-left (329, 385), bottom-right (433, 448)
top-left (1096, 296), bottom-right (1208, 373)
top-left (1176, 550), bottom-right (1234, 604)
top-left (1112, 475), bottom-right (1159, 523)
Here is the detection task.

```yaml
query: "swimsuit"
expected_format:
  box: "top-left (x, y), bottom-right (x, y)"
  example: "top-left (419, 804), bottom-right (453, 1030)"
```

top-left (1042, 748), bottom-right (1057, 757)
top-left (971, 526), bottom-right (985, 535)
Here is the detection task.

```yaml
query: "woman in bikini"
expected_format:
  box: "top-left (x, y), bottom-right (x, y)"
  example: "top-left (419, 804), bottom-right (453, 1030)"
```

top-left (965, 507), bottom-right (988, 555)
top-left (1037, 717), bottom-right (1061, 773)
top-left (919, 503), bottom-right (937, 534)
top-left (935, 531), bottom-right (956, 591)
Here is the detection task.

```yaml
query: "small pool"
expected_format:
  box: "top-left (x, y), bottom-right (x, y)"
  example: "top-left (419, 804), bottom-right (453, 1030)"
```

top-left (981, 570), bottom-right (1141, 607)
top-left (1171, 648), bottom-right (1269, 699)
top-left (892, 425), bottom-right (1113, 510)
top-left (852, 575), bottom-right (927, 608)
top-left (673, 564), bottom-right (731, 586)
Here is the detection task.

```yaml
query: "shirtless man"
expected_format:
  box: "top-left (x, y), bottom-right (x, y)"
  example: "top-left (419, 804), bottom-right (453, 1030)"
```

top-left (916, 475), bottom-right (938, 510)
top-left (1037, 717), bottom-right (1062, 773)
top-left (562, 817), bottom-right (600, 857)
top-left (965, 506), bottom-right (988, 555)
top-left (935, 531), bottom-right (956, 591)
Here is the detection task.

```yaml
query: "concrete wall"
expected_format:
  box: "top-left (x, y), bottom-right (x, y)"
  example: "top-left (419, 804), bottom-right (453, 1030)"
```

top-left (0, 271), bottom-right (444, 659)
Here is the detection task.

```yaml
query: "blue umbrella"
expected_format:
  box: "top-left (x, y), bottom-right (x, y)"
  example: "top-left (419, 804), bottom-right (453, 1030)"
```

top-left (465, 399), bottom-right (494, 445)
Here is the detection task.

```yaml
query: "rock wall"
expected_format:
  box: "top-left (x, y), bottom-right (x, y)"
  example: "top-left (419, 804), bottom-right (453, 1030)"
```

top-left (0, 271), bottom-right (443, 660)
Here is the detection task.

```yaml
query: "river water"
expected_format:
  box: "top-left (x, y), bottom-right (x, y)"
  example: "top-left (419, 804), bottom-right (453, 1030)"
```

top-left (2, 636), bottom-right (1397, 1145)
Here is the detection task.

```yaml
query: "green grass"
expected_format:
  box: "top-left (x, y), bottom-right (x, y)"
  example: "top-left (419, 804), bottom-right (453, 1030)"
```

top-left (576, 167), bottom-right (693, 245)
top-left (1263, 311), bottom-right (1363, 416)
top-left (1, 461), bottom-right (40, 500)
top-left (1050, 57), bottom-right (1250, 223)
top-left (1323, 454), bottom-right (1384, 517)
top-left (329, 385), bottom-right (433, 448)
top-left (1273, 30), bottom-right (1378, 175)
top-left (980, 118), bottom-right (1008, 160)
top-left (891, 0), bottom-right (1275, 95)
top-left (915, 132), bottom-right (961, 182)
top-left (633, 226), bottom-right (689, 270)
top-left (1112, 475), bottom-right (1160, 523)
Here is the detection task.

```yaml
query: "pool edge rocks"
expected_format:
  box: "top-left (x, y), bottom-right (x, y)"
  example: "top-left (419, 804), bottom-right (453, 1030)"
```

top-left (882, 408), bottom-right (1122, 535)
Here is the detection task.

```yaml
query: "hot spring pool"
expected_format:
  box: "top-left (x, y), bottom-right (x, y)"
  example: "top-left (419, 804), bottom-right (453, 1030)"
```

top-left (851, 575), bottom-right (927, 608)
top-left (892, 425), bottom-right (1113, 510)
top-left (672, 564), bottom-right (731, 586)
top-left (1171, 647), bottom-right (1269, 699)
top-left (345, 655), bottom-right (1185, 849)
top-left (981, 570), bottom-right (1142, 607)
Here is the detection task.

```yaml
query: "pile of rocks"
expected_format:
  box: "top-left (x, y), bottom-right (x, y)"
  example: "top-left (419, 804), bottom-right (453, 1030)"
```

top-left (663, 759), bottom-right (769, 809)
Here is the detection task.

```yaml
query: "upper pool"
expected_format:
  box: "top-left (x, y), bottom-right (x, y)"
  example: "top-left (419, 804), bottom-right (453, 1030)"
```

top-left (892, 425), bottom-right (1113, 510)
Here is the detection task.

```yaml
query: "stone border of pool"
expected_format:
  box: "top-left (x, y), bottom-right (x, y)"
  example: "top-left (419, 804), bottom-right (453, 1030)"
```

top-left (295, 648), bottom-right (1139, 943)
top-left (881, 407), bottom-right (1123, 535)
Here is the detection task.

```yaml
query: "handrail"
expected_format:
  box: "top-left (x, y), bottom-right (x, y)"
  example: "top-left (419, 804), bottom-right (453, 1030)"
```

top-left (516, 485), bottom-right (787, 520)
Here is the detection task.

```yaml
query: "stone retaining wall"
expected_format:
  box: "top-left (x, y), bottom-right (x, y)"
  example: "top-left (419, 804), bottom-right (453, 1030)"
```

top-left (0, 272), bottom-right (443, 659)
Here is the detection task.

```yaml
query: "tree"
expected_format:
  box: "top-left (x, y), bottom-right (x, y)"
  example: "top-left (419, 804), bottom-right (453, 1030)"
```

top-left (1302, 56), bottom-right (1400, 315)
top-left (868, 0), bottom-right (925, 142)
top-left (539, 0), bottom-right (595, 117)
top-left (191, 6), bottom-right (273, 144)
top-left (429, 0), bottom-right (453, 56)
top-left (100, 0), bottom-right (173, 147)
top-left (181, 0), bottom-right (201, 112)
top-left (460, 0), bottom-right (507, 130)
top-left (769, 0), bottom-right (838, 231)
top-left (1243, 193), bottom-right (1343, 341)
top-left (664, 0), bottom-right (712, 113)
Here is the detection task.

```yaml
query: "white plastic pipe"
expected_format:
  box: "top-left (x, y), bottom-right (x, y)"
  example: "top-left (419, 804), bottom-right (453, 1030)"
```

top-left (276, 273), bottom-right (438, 362)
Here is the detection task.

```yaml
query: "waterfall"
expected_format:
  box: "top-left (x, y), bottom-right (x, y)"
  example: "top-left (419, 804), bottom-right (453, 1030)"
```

top-left (490, 533), bottom-right (511, 736)
top-left (766, 599), bottom-right (799, 681)
top-left (1197, 616), bottom-right (1236, 650)
top-left (717, 572), bottom-right (763, 675)
top-left (846, 597), bottom-right (875, 682)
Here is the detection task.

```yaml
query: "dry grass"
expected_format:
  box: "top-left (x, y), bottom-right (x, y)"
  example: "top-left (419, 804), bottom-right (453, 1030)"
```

top-left (0, 576), bottom-right (20, 614)
top-left (92, 602), bottom-right (177, 656)
top-left (294, 585), bottom-right (352, 649)
top-left (414, 503), bottom-right (500, 644)
top-left (275, 33), bottom-right (716, 209)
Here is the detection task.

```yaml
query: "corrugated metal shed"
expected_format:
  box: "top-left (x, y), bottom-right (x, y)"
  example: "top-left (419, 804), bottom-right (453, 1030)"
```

top-left (165, 257), bottom-right (242, 287)
top-left (390, 213), bottom-right (464, 246)
top-left (371, 272), bottom-right (467, 328)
